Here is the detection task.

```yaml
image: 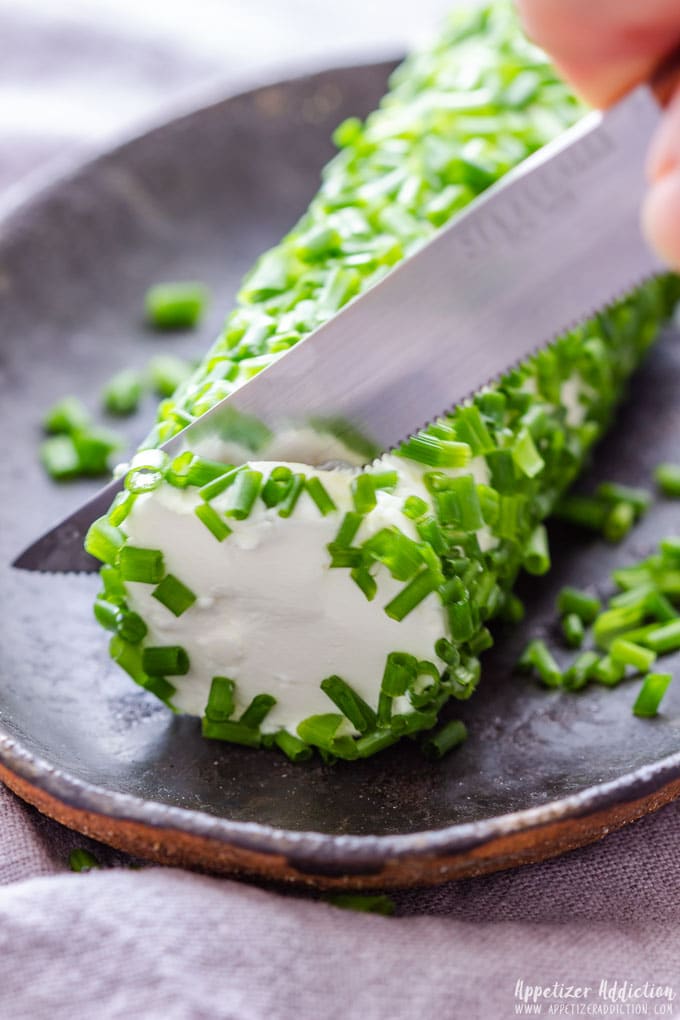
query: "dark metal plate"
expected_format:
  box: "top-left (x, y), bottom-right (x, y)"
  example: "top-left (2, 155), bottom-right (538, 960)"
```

top-left (1, 61), bottom-right (680, 888)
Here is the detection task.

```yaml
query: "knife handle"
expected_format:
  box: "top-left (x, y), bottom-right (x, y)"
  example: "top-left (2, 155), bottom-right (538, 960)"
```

top-left (652, 44), bottom-right (680, 106)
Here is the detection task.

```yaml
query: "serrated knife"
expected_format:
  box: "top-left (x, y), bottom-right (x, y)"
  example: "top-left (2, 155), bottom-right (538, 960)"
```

top-left (13, 76), bottom-right (675, 574)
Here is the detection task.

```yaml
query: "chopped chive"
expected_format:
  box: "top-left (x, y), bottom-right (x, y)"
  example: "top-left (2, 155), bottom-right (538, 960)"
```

top-left (420, 719), bottom-right (468, 760)
top-left (655, 463), bottom-right (680, 498)
top-left (660, 536), bottom-right (680, 562)
top-left (321, 675), bottom-right (376, 732)
top-left (603, 501), bottom-right (635, 543)
top-left (100, 565), bottom-right (126, 603)
top-left (69, 848), bottom-right (100, 873)
top-left (278, 473), bottom-right (305, 517)
top-left (71, 428), bottom-right (122, 475)
top-left (562, 650), bottom-right (599, 691)
top-left (147, 354), bottom-right (192, 397)
top-left (224, 469), bottom-right (262, 520)
top-left (593, 604), bottom-right (646, 647)
top-left (43, 396), bottom-right (90, 435)
top-left (142, 645), bottom-right (190, 676)
top-left (261, 466), bottom-right (293, 507)
top-left (371, 471), bottom-right (399, 491)
top-left (352, 474), bottom-right (377, 513)
top-left (523, 524), bottom-right (550, 575)
top-left (447, 598), bottom-right (475, 643)
top-left (205, 676), bottom-right (235, 722)
top-left (633, 672), bottom-right (672, 717)
top-left (644, 620), bottom-right (680, 654)
top-left (355, 729), bottom-right (400, 757)
top-left (556, 587), bottom-right (601, 624)
top-left (200, 467), bottom-right (240, 502)
top-left (562, 613), bottom-right (585, 648)
top-left (273, 730), bottom-right (313, 762)
top-left (402, 495), bottom-right (429, 520)
top-left (93, 598), bottom-right (120, 633)
top-left (305, 476), bottom-right (337, 516)
top-left (381, 652), bottom-right (417, 697)
top-left (434, 638), bottom-right (460, 666)
top-left (436, 475), bottom-right (483, 531)
top-left (102, 369), bottom-right (144, 416)
top-left (501, 593), bottom-right (525, 625)
top-left (152, 574), bottom-right (196, 617)
top-left (384, 569), bottom-right (437, 622)
top-left (327, 545), bottom-right (363, 568)
top-left (595, 482), bottom-right (652, 516)
top-left (194, 502), bottom-right (232, 542)
top-left (518, 639), bottom-right (561, 688)
top-left (351, 566), bottom-right (377, 601)
top-left (610, 639), bottom-right (657, 673)
top-left (118, 546), bottom-right (164, 584)
top-left (398, 434), bottom-right (470, 469)
top-left (325, 893), bottom-right (395, 916)
top-left (553, 494), bottom-right (608, 532)
top-left (85, 518), bottom-right (125, 565)
top-left (167, 455), bottom-right (229, 489)
top-left (332, 511), bottom-right (363, 547)
top-left (240, 694), bottom-right (276, 729)
top-left (40, 435), bottom-right (80, 480)
top-left (512, 428), bottom-right (544, 478)
top-left (109, 636), bottom-right (147, 685)
top-left (108, 490), bottom-right (136, 526)
top-left (416, 516), bottom-right (448, 555)
top-left (297, 714), bottom-right (358, 760)
top-left (145, 282), bottom-right (208, 330)
top-left (454, 404), bottom-right (494, 454)
top-left (362, 527), bottom-right (422, 582)
top-left (468, 626), bottom-right (493, 656)
top-left (114, 609), bottom-right (147, 644)
top-left (125, 466), bottom-right (164, 494)
top-left (201, 718), bottom-right (261, 747)
top-left (591, 654), bottom-right (625, 686)
top-left (646, 591), bottom-right (678, 623)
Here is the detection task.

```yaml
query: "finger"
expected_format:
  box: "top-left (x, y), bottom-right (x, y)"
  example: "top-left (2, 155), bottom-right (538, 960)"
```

top-left (642, 168), bottom-right (680, 271)
top-left (516, 0), bottom-right (680, 106)
top-left (648, 90), bottom-right (680, 182)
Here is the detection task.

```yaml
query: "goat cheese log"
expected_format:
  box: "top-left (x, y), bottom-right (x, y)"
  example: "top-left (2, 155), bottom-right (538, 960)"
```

top-left (86, 3), bottom-right (680, 761)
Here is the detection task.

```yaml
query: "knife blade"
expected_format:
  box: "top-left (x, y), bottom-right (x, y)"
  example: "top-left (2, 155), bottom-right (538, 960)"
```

top-left (14, 84), bottom-right (665, 574)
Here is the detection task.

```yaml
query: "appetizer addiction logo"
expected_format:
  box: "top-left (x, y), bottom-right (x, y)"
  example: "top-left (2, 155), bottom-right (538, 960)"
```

top-left (512, 978), bottom-right (677, 1015)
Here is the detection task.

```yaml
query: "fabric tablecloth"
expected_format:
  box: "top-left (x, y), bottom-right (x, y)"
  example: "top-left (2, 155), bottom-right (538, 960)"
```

top-left (1, 4), bottom-right (679, 1017)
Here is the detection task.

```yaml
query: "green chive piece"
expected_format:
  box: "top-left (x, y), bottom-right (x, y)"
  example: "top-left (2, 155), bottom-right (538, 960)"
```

top-left (148, 354), bottom-right (192, 397)
top-left (194, 502), bottom-right (232, 542)
top-left (351, 566), bottom-right (377, 601)
top-left (116, 610), bottom-right (147, 645)
top-left (593, 604), bottom-right (646, 647)
top-left (523, 524), bottom-right (551, 575)
top-left (100, 565), bottom-right (126, 603)
top-left (40, 435), bottom-right (81, 480)
top-left (240, 694), bottom-right (276, 729)
top-left (447, 598), bottom-right (475, 643)
top-left (454, 404), bottom-right (494, 454)
top-left (420, 719), bottom-right (468, 760)
top-left (402, 495), bottom-right (429, 521)
top-left (398, 434), bottom-right (470, 469)
top-left (167, 454), bottom-right (229, 489)
top-left (85, 518), bottom-right (125, 565)
top-left (501, 593), bottom-right (526, 625)
top-left (199, 467), bottom-right (240, 502)
top-left (118, 546), bottom-right (165, 584)
top-left (352, 474), bottom-right (377, 513)
top-left (381, 652), bottom-right (417, 697)
top-left (278, 473), bottom-right (305, 518)
top-left (435, 475), bottom-right (483, 531)
top-left (93, 599), bottom-right (120, 633)
top-left (305, 476), bottom-right (337, 516)
top-left (655, 463), bottom-right (680, 498)
top-left (201, 718), bottom-right (261, 747)
top-left (562, 650), bottom-right (599, 691)
top-left (273, 730), bottom-right (313, 762)
top-left (362, 528), bottom-right (423, 582)
top-left (591, 655), bottom-right (625, 686)
top-left (71, 427), bottom-right (122, 475)
top-left (332, 511), bottom-right (363, 547)
top-left (328, 546), bottom-right (363, 568)
top-left (44, 396), bottom-right (90, 435)
top-left (142, 645), bottom-right (190, 676)
top-left (595, 482), bottom-right (652, 516)
top-left (646, 591), bottom-right (678, 623)
top-left (513, 428), bottom-right (545, 478)
top-left (152, 574), bottom-right (197, 617)
top-left (610, 639), bottom-right (657, 673)
top-left (384, 569), bottom-right (437, 622)
top-left (205, 676), bottom-right (235, 722)
top-left (102, 369), bottom-right (144, 416)
top-left (69, 848), bottom-right (100, 873)
top-left (557, 587), bottom-right (601, 624)
top-left (603, 501), bottom-right (635, 543)
top-left (355, 729), bottom-right (400, 757)
top-left (297, 714), bottom-right (358, 760)
top-left (110, 638), bottom-right (176, 706)
top-left (518, 639), bottom-right (561, 688)
top-left (633, 672), bottom-right (672, 717)
top-left (145, 282), bottom-right (209, 330)
top-left (224, 469), bottom-right (262, 520)
top-left (371, 471), bottom-right (399, 491)
top-left (562, 613), bottom-right (585, 648)
top-left (321, 675), bottom-right (376, 733)
top-left (325, 893), bottom-right (395, 916)
top-left (644, 620), bottom-right (680, 654)
top-left (261, 466), bottom-right (293, 508)
top-left (554, 494), bottom-right (608, 532)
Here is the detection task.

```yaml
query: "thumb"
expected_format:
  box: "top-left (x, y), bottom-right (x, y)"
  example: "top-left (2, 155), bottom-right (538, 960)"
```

top-left (643, 91), bottom-right (680, 270)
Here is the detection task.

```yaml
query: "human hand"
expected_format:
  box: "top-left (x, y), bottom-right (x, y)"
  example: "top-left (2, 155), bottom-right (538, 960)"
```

top-left (516, 0), bottom-right (680, 270)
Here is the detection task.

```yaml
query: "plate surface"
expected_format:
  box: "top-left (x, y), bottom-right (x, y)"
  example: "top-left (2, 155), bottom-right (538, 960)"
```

top-left (2, 62), bottom-right (680, 889)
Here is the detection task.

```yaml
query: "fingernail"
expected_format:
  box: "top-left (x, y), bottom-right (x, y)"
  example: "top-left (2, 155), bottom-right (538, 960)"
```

top-left (642, 166), bottom-right (680, 270)
top-left (647, 90), bottom-right (680, 182)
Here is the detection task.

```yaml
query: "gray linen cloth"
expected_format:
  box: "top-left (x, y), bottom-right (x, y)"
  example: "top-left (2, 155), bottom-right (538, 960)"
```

top-left (1, 4), bottom-right (679, 1017)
